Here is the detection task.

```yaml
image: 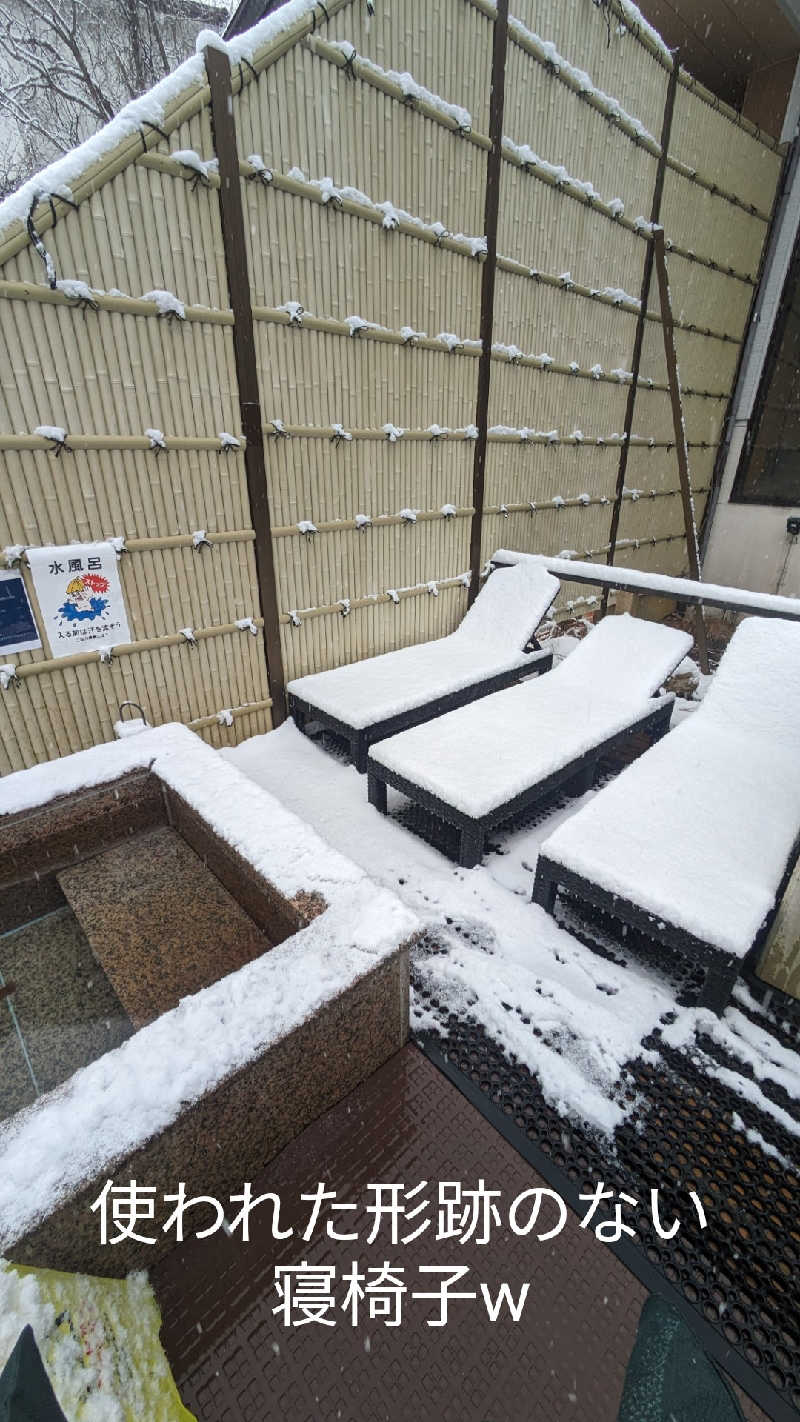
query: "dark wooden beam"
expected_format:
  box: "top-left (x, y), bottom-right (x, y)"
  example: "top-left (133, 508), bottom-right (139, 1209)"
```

top-left (601, 55), bottom-right (681, 617)
top-left (652, 227), bottom-right (710, 672)
top-left (468, 0), bottom-right (510, 604)
top-left (205, 44), bottom-right (287, 724)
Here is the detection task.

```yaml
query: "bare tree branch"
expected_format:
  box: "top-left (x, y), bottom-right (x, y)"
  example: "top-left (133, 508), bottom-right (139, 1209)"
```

top-left (0, 0), bottom-right (227, 190)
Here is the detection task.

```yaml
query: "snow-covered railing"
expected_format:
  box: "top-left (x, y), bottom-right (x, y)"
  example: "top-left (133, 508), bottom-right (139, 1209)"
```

top-left (0, 279), bottom-right (235, 326)
top-left (0, 616), bottom-right (269, 686)
top-left (484, 486), bottom-right (709, 518)
top-left (274, 506), bottom-right (474, 537)
top-left (250, 312), bottom-right (729, 401)
top-left (4, 530), bottom-right (255, 565)
top-left (493, 551), bottom-right (800, 622)
top-left (283, 573), bottom-right (472, 628)
top-left (187, 697), bottom-right (273, 731)
top-left (252, 485), bottom-right (712, 543)
top-left (182, 159), bottom-right (738, 345)
top-left (263, 421), bottom-right (718, 446)
top-left (0, 421), bottom-right (722, 458)
top-left (0, 428), bottom-right (243, 454)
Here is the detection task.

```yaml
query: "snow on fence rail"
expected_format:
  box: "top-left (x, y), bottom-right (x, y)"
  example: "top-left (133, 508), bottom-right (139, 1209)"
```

top-left (0, 0), bottom-right (782, 771)
top-left (307, 30), bottom-right (763, 289)
top-left (494, 551), bottom-right (800, 621)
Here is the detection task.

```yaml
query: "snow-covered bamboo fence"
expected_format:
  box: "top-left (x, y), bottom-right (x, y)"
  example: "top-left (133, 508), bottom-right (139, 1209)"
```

top-left (0, 0), bottom-right (784, 770)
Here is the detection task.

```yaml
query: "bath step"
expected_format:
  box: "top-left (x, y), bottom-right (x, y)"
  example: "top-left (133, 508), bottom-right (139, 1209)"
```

top-left (58, 826), bottom-right (270, 1028)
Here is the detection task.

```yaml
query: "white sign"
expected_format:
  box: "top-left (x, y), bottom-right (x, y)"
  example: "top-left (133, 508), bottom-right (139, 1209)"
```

top-left (28, 542), bottom-right (131, 658)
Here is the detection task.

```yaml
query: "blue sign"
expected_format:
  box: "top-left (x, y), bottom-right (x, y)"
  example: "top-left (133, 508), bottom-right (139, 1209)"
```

top-left (0, 569), bottom-right (41, 654)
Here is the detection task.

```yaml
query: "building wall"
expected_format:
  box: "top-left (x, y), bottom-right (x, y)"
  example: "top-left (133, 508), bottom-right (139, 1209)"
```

top-left (704, 98), bottom-right (800, 596)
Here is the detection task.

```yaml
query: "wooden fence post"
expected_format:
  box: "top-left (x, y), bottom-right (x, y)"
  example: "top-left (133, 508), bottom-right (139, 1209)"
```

top-left (652, 227), bottom-right (710, 673)
top-left (468, 0), bottom-right (510, 604)
top-left (205, 44), bottom-right (287, 724)
top-left (601, 54), bottom-right (681, 617)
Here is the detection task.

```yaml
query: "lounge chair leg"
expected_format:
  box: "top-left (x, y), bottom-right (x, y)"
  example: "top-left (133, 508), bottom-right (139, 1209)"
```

top-left (651, 704), bottom-right (673, 742)
top-left (699, 959), bottom-right (737, 1016)
top-left (368, 772), bottom-right (387, 815)
top-left (571, 758), bottom-right (597, 796)
top-left (353, 735), bottom-right (370, 774)
top-left (532, 863), bottom-right (557, 914)
top-left (459, 824), bottom-right (484, 868)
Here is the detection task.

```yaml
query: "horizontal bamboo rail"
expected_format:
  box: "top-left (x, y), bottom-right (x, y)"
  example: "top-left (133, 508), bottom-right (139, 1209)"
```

top-left (0, 431), bottom-right (241, 454)
top-left (307, 33), bottom-right (760, 286)
top-left (6, 530), bottom-right (255, 559)
top-left (1, 574), bottom-right (479, 684)
top-left (280, 573), bottom-right (471, 624)
top-left (0, 427), bottom-right (720, 458)
top-left (253, 309), bottom-right (730, 401)
top-left (485, 485), bottom-right (709, 517)
top-left (493, 254), bottom-right (739, 345)
top-left (3, 617), bottom-right (264, 680)
top-left (262, 425), bottom-right (719, 448)
top-left (270, 485), bottom-right (710, 538)
top-left (466, 0), bottom-right (782, 153)
top-left (583, 532), bottom-right (686, 558)
top-left (277, 536), bottom-right (689, 629)
top-left (0, 279), bottom-right (234, 324)
top-left (1, 486), bottom-right (708, 570)
top-left (130, 154), bottom-right (743, 346)
top-left (0, 228), bottom-right (743, 350)
top-left (468, 0), bottom-right (772, 218)
top-left (188, 696), bottom-right (273, 728)
top-left (0, 274), bottom-right (732, 401)
top-left (272, 508), bottom-right (474, 536)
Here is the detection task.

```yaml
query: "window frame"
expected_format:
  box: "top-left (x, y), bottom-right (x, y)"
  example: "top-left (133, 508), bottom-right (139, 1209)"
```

top-left (731, 229), bottom-right (800, 507)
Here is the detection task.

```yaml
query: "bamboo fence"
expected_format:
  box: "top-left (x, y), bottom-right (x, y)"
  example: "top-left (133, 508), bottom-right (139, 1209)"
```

top-left (0, 0), bottom-right (783, 769)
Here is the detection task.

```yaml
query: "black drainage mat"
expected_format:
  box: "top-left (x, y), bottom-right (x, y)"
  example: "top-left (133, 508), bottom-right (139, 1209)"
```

top-left (412, 1001), bottom-right (800, 1421)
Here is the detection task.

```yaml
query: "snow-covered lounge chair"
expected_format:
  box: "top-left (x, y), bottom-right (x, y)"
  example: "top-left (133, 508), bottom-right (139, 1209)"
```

top-left (533, 616), bottom-right (800, 1014)
top-left (366, 613), bottom-right (692, 867)
top-left (287, 561), bottom-right (560, 772)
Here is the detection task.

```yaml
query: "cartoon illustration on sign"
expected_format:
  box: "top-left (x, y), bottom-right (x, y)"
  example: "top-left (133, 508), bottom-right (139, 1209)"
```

top-left (27, 541), bottom-right (131, 658)
top-left (58, 573), bottom-right (110, 622)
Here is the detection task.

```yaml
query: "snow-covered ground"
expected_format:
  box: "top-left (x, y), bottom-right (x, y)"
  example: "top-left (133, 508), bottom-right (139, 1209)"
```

top-left (229, 715), bottom-right (667, 1138)
top-left (225, 639), bottom-right (800, 1158)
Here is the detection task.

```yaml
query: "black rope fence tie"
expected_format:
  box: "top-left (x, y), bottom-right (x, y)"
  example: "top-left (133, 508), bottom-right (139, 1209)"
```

top-left (311, 0), bottom-right (330, 32)
top-left (138, 120), bottom-right (169, 154)
top-left (44, 432), bottom-right (70, 457)
top-left (26, 202), bottom-right (57, 289)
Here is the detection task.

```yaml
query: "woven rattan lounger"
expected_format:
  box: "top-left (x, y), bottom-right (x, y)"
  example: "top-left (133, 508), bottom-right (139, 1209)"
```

top-left (287, 561), bottom-right (560, 772)
top-left (533, 616), bottom-right (800, 1014)
top-left (366, 614), bottom-right (692, 867)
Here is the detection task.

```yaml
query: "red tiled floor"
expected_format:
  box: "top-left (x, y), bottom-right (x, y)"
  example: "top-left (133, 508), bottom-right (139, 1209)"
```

top-left (152, 1047), bottom-right (765, 1420)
